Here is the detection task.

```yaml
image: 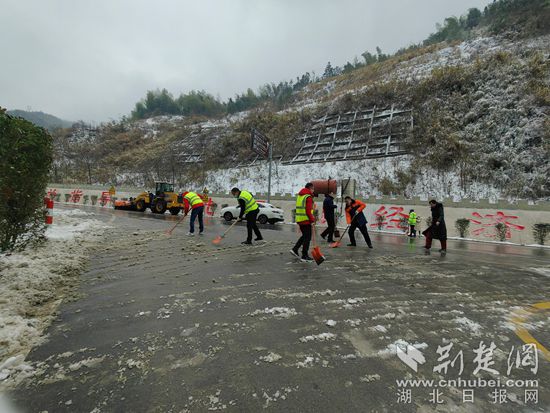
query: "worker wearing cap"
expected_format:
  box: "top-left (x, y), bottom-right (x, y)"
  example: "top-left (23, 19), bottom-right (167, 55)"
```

top-left (408, 209), bottom-right (417, 237)
top-left (320, 192), bottom-right (337, 243)
top-left (231, 187), bottom-right (263, 245)
top-left (291, 182), bottom-right (316, 262)
top-left (183, 191), bottom-right (204, 236)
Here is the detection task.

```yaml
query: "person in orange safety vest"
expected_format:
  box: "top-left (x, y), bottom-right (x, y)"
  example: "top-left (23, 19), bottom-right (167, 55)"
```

top-left (344, 197), bottom-right (373, 248)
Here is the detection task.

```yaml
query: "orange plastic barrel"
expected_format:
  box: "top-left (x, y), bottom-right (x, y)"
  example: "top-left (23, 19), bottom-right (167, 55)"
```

top-left (311, 179), bottom-right (337, 196)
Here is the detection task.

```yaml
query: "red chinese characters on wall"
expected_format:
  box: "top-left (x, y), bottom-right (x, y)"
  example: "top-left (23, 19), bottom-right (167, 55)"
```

top-left (205, 198), bottom-right (216, 216)
top-left (47, 188), bottom-right (58, 199)
top-left (99, 191), bottom-right (111, 206)
top-left (70, 189), bottom-right (83, 203)
top-left (469, 211), bottom-right (525, 239)
top-left (371, 206), bottom-right (409, 231)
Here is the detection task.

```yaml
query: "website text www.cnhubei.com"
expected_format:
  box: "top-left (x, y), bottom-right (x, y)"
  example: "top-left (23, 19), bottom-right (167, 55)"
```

top-left (396, 377), bottom-right (538, 389)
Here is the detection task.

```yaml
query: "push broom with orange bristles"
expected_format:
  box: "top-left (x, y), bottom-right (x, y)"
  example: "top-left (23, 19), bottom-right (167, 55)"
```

top-left (212, 219), bottom-right (240, 245)
top-left (330, 214), bottom-right (357, 248)
top-left (330, 225), bottom-right (350, 248)
top-left (165, 212), bottom-right (188, 236)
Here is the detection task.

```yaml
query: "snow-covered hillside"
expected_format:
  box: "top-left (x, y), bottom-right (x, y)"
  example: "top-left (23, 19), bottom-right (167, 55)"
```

top-left (54, 29), bottom-right (550, 200)
top-left (391, 34), bottom-right (550, 83)
top-left (201, 157), bottom-right (500, 201)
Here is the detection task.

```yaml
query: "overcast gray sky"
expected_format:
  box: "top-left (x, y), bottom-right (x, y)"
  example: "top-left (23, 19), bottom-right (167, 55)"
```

top-left (1, 0), bottom-right (493, 122)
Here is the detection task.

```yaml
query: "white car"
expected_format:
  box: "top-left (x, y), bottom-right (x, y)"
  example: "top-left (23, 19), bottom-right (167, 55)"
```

top-left (220, 202), bottom-right (284, 224)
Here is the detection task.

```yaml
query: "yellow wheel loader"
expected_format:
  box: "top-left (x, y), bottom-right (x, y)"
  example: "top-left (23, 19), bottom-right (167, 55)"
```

top-left (114, 181), bottom-right (185, 215)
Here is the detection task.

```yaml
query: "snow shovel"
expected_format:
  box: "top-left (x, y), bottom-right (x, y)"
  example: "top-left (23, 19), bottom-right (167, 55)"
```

top-left (212, 219), bottom-right (240, 245)
top-left (311, 225), bottom-right (326, 265)
top-left (165, 212), bottom-right (188, 235)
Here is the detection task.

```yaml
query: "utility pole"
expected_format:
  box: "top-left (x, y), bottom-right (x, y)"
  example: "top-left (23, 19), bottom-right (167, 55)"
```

top-left (267, 143), bottom-right (273, 204)
top-left (251, 128), bottom-right (272, 203)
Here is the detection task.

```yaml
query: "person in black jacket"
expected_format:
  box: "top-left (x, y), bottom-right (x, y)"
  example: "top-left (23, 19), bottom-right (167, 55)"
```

top-left (422, 199), bottom-right (447, 253)
top-left (320, 192), bottom-right (337, 243)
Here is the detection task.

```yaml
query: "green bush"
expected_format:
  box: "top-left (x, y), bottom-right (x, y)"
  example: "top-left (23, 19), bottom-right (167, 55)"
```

top-left (533, 223), bottom-right (550, 245)
top-left (54, 193), bottom-right (61, 202)
top-left (0, 109), bottom-right (53, 251)
top-left (83, 194), bottom-right (90, 205)
top-left (64, 193), bottom-right (71, 202)
top-left (376, 215), bottom-right (384, 230)
top-left (455, 218), bottom-right (470, 238)
top-left (91, 195), bottom-right (98, 205)
top-left (495, 223), bottom-right (507, 242)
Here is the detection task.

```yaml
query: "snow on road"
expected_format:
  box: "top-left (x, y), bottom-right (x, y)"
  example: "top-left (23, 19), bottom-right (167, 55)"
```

top-left (0, 208), bottom-right (109, 388)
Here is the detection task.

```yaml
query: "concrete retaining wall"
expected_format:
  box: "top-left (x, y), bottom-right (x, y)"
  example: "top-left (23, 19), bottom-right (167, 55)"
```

top-left (47, 184), bottom-right (550, 245)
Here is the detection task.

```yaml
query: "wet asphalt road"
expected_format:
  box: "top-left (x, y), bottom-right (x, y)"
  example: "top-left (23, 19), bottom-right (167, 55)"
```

top-left (6, 205), bottom-right (550, 413)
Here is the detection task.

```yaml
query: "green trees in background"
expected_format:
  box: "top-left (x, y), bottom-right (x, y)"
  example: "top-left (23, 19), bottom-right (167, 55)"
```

top-left (465, 7), bottom-right (482, 29)
top-left (131, 75), bottom-right (315, 120)
top-left (178, 90), bottom-right (225, 116)
top-left (484, 0), bottom-right (550, 35)
top-left (0, 108), bottom-right (53, 251)
top-left (133, 89), bottom-right (227, 118)
top-left (323, 61), bottom-right (337, 78)
top-left (130, 0), bottom-right (549, 121)
top-left (424, 16), bottom-right (468, 45)
top-left (424, 0), bottom-right (550, 46)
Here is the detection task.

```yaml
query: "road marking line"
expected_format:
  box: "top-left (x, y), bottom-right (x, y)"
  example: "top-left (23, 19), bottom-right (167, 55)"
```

top-left (512, 301), bottom-right (550, 361)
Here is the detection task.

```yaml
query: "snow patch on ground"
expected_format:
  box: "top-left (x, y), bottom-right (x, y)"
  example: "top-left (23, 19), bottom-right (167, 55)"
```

top-left (46, 209), bottom-right (107, 240)
top-left (282, 289), bottom-right (339, 299)
top-left (454, 317), bottom-right (482, 334)
top-left (0, 208), bottom-right (109, 388)
top-left (344, 319), bottom-right (362, 327)
top-left (299, 333), bottom-right (336, 343)
top-left (259, 352), bottom-right (282, 363)
top-left (530, 267), bottom-right (550, 277)
top-left (360, 374), bottom-right (381, 382)
top-left (67, 356), bottom-right (105, 372)
top-left (249, 307), bottom-right (298, 318)
top-left (296, 356), bottom-right (316, 368)
top-left (372, 325), bottom-right (388, 333)
top-left (255, 386), bottom-right (298, 408)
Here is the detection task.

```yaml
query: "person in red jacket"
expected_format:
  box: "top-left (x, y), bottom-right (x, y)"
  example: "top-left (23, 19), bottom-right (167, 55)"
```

top-left (182, 191), bottom-right (205, 235)
top-left (345, 196), bottom-right (373, 248)
top-left (290, 183), bottom-right (316, 262)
